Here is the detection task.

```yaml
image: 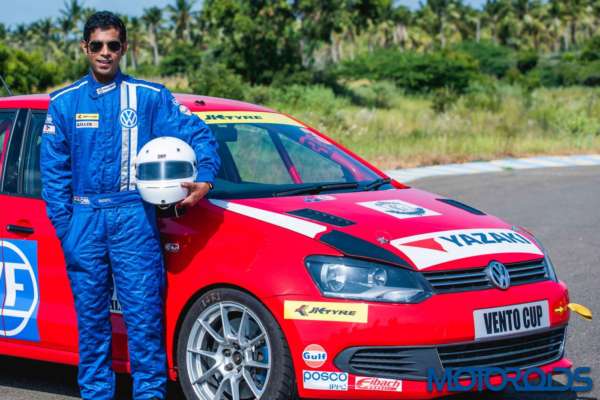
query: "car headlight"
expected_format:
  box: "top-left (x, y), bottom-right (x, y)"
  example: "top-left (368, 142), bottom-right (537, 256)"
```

top-left (305, 256), bottom-right (431, 303)
top-left (513, 225), bottom-right (558, 282)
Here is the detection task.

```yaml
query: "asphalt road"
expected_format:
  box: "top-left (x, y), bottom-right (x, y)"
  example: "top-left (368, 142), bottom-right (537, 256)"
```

top-left (1, 165), bottom-right (598, 400)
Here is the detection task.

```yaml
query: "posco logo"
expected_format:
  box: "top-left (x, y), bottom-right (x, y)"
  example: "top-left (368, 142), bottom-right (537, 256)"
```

top-left (0, 240), bottom-right (40, 341)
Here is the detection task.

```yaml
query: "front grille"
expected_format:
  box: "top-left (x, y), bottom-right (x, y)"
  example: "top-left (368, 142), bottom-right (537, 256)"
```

top-left (423, 259), bottom-right (548, 293)
top-left (438, 327), bottom-right (566, 370)
top-left (335, 347), bottom-right (441, 380)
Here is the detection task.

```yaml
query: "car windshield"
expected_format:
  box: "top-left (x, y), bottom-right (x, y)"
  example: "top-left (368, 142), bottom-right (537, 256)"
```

top-left (197, 111), bottom-right (383, 199)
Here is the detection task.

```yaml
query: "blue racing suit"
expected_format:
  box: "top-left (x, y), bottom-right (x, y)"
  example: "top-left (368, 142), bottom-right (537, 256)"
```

top-left (40, 69), bottom-right (220, 400)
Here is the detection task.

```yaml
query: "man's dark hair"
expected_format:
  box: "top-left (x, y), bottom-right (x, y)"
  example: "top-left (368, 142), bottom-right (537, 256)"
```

top-left (83, 11), bottom-right (127, 42)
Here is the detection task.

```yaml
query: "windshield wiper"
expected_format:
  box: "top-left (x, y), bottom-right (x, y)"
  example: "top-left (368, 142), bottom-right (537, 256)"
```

top-left (362, 177), bottom-right (392, 191)
top-left (273, 182), bottom-right (359, 197)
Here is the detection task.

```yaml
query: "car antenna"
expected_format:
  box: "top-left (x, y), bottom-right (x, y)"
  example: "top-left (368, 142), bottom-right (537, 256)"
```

top-left (0, 74), bottom-right (13, 96)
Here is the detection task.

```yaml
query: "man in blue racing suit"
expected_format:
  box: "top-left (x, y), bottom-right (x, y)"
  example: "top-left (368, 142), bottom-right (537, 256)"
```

top-left (40, 12), bottom-right (220, 400)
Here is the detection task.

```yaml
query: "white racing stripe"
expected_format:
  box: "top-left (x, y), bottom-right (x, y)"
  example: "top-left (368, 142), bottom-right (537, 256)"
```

top-left (209, 199), bottom-right (327, 238)
top-left (120, 82), bottom-right (129, 191)
top-left (128, 83), bottom-right (138, 190)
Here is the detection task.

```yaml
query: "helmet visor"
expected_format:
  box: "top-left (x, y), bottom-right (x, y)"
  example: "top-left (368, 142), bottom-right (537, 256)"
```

top-left (137, 161), bottom-right (195, 180)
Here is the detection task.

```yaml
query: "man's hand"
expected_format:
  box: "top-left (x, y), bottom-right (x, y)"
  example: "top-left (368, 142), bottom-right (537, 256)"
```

top-left (179, 182), bottom-right (211, 208)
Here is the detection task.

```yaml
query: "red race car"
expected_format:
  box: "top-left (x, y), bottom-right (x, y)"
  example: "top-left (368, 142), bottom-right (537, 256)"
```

top-left (0, 94), bottom-right (572, 399)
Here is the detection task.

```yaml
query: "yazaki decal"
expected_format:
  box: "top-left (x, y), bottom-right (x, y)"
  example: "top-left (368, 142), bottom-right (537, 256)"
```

top-left (0, 239), bottom-right (40, 341)
top-left (358, 200), bottom-right (440, 220)
top-left (390, 228), bottom-right (543, 270)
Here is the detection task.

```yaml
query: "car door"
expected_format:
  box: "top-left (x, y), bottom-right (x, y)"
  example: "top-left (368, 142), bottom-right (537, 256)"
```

top-left (0, 108), bottom-right (19, 337)
top-left (0, 108), bottom-right (78, 355)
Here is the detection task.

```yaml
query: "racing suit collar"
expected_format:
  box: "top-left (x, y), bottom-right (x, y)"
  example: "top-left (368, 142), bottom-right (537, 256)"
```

top-left (87, 69), bottom-right (125, 99)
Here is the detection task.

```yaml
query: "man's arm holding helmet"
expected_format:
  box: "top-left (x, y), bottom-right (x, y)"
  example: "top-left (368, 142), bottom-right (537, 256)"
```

top-left (41, 101), bottom-right (73, 240)
top-left (152, 87), bottom-right (221, 207)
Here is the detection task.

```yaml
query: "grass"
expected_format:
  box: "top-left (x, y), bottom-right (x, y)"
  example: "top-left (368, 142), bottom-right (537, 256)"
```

top-left (264, 84), bottom-right (600, 170)
top-left (50, 77), bottom-right (600, 170)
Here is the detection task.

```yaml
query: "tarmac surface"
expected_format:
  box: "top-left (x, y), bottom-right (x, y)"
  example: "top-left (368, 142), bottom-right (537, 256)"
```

top-left (1, 165), bottom-right (598, 400)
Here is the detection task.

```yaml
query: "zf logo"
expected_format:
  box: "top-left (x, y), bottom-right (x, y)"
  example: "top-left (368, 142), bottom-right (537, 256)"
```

top-left (0, 240), bottom-right (40, 341)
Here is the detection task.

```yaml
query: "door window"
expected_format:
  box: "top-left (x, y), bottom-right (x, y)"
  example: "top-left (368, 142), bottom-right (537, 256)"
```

top-left (1, 110), bottom-right (27, 193)
top-left (0, 110), bottom-right (17, 190)
top-left (22, 113), bottom-right (46, 197)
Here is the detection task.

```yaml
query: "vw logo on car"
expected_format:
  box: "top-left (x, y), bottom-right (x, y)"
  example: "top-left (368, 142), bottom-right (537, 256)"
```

top-left (487, 261), bottom-right (511, 290)
top-left (0, 240), bottom-right (40, 341)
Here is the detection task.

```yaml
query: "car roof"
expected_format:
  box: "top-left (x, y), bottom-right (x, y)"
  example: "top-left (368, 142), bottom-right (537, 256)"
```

top-left (0, 93), bottom-right (275, 113)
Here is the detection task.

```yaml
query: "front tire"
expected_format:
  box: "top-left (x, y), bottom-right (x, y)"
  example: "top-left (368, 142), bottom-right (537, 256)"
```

top-left (177, 288), bottom-right (296, 400)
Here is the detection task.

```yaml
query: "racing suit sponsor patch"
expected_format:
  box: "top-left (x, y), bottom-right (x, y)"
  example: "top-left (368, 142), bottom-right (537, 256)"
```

top-left (0, 239), bottom-right (40, 341)
top-left (355, 376), bottom-right (403, 392)
top-left (284, 301), bottom-right (368, 323)
top-left (390, 228), bottom-right (544, 270)
top-left (76, 113), bottom-right (99, 120)
top-left (303, 370), bottom-right (348, 391)
top-left (43, 124), bottom-right (56, 134)
top-left (76, 121), bottom-right (99, 128)
top-left (358, 199), bottom-right (440, 220)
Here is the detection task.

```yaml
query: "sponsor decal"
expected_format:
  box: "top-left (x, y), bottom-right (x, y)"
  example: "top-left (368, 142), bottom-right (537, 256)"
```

top-left (0, 240), bottom-right (40, 341)
top-left (303, 370), bottom-right (348, 391)
top-left (474, 300), bottom-right (549, 339)
top-left (45, 114), bottom-right (52, 124)
top-left (284, 301), bottom-right (368, 323)
top-left (119, 108), bottom-right (138, 128)
top-left (76, 121), bottom-right (99, 129)
top-left (358, 200), bottom-right (440, 220)
top-left (195, 111), bottom-right (304, 127)
top-left (390, 228), bottom-right (543, 270)
top-left (42, 124), bottom-right (56, 134)
top-left (355, 376), bottom-right (403, 392)
top-left (75, 113), bottom-right (99, 121)
top-left (303, 195), bottom-right (336, 203)
top-left (303, 344), bottom-right (327, 368)
top-left (179, 104), bottom-right (192, 116)
top-left (96, 82), bottom-right (116, 95)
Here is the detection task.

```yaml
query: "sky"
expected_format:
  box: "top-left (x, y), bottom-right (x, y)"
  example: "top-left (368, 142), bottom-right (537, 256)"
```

top-left (1, 0), bottom-right (486, 27)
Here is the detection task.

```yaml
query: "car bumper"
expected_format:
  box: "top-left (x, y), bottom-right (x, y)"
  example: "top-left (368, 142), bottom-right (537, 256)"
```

top-left (265, 280), bottom-right (571, 399)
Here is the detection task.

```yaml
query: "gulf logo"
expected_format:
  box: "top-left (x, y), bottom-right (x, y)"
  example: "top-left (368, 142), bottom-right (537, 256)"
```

top-left (303, 344), bottom-right (327, 368)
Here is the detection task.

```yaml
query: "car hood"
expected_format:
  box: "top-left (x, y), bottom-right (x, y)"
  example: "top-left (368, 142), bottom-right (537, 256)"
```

top-left (208, 188), bottom-right (544, 271)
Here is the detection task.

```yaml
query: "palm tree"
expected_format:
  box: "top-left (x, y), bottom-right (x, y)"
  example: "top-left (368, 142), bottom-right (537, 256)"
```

top-left (60, 0), bottom-right (85, 59)
top-left (142, 6), bottom-right (163, 66)
top-left (167, 0), bottom-right (195, 42)
top-left (31, 18), bottom-right (59, 60)
top-left (483, 0), bottom-right (511, 43)
top-left (127, 17), bottom-right (144, 70)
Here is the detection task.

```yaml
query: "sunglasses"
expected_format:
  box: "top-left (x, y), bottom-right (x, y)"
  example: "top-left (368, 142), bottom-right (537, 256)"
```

top-left (87, 40), bottom-right (122, 53)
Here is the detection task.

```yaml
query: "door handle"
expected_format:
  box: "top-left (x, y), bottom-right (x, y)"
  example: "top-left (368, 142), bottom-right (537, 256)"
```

top-left (7, 224), bottom-right (35, 234)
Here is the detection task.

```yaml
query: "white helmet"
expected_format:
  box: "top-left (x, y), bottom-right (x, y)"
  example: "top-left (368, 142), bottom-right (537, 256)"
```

top-left (135, 137), bottom-right (197, 206)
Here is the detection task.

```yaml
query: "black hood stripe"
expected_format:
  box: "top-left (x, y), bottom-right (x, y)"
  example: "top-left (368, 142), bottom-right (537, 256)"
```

top-left (319, 230), bottom-right (411, 268)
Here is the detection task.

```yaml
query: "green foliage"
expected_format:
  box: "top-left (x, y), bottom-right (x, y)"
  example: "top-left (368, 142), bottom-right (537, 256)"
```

top-left (188, 63), bottom-right (248, 100)
top-left (160, 43), bottom-right (203, 75)
top-left (350, 81), bottom-right (398, 109)
top-left (202, 0), bottom-right (304, 85)
top-left (463, 76), bottom-right (502, 112)
top-left (516, 51), bottom-right (538, 74)
top-left (580, 36), bottom-right (600, 62)
top-left (453, 40), bottom-right (515, 78)
top-left (0, 43), bottom-right (59, 94)
top-left (431, 87), bottom-right (458, 113)
top-left (339, 48), bottom-right (479, 94)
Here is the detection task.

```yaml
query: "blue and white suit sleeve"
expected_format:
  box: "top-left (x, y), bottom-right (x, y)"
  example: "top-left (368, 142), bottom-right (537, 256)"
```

top-left (41, 101), bottom-right (73, 240)
top-left (153, 88), bottom-right (220, 184)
